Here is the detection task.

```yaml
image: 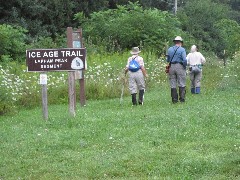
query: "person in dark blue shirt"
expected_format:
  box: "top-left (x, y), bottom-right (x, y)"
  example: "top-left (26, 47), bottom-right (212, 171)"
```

top-left (167, 36), bottom-right (187, 103)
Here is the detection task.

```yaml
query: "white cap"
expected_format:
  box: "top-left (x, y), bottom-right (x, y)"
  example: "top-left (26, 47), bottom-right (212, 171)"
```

top-left (173, 36), bottom-right (183, 42)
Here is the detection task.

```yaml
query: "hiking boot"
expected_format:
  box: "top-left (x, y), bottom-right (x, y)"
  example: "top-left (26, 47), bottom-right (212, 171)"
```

top-left (196, 87), bottom-right (200, 94)
top-left (179, 87), bottom-right (186, 102)
top-left (191, 87), bottom-right (195, 94)
top-left (171, 88), bottom-right (178, 103)
top-left (138, 89), bottom-right (144, 105)
top-left (131, 93), bottom-right (137, 105)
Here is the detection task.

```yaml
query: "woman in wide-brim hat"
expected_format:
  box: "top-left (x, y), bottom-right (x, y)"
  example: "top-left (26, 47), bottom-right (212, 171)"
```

top-left (130, 47), bottom-right (141, 55)
top-left (125, 47), bottom-right (148, 105)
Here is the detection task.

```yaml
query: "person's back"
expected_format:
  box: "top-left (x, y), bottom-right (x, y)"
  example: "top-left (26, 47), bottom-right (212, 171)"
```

top-left (186, 45), bottom-right (206, 94)
top-left (167, 46), bottom-right (187, 66)
top-left (167, 36), bottom-right (187, 103)
top-left (125, 47), bottom-right (148, 105)
top-left (187, 45), bottom-right (205, 66)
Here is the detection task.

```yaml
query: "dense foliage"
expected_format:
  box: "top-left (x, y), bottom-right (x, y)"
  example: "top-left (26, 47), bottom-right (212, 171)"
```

top-left (0, 0), bottom-right (76, 37)
top-left (1, 0), bottom-right (239, 37)
top-left (0, 0), bottom-right (174, 38)
top-left (77, 2), bottom-right (183, 54)
top-left (177, 0), bottom-right (240, 56)
top-left (0, 24), bottom-right (27, 62)
top-left (214, 19), bottom-right (240, 58)
top-left (0, 0), bottom-right (239, 60)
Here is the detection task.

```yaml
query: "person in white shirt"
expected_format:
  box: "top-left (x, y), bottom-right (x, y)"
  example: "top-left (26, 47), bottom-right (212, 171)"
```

top-left (186, 45), bottom-right (206, 94)
top-left (125, 47), bottom-right (148, 105)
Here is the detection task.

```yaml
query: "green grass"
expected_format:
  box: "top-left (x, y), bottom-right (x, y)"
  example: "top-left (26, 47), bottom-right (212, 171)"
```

top-left (0, 84), bottom-right (239, 179)
top-left (1, 51), bottom-right (240, 179)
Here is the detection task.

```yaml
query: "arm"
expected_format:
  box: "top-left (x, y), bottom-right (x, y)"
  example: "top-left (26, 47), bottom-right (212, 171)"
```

top-left (200, 53), bottom-right (206, 64)
top-left (166, 48), bottom-right (171, 62)
top-left (186, 53), bottom-right (190, 65)
top-left (182, 50), bottom-right (187, 67)
top-left (140, 66), bottom-right (148, 78)
top-left (138, 57), bottom-right (148, 77)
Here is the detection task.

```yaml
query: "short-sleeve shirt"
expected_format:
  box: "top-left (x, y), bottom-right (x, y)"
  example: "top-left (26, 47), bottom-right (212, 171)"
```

top-left (126, 55), bottom-right (144, 68)
top-left (167, 45), bottom-right (187, 65)
top-left (187, 52), bottom-right (206, 65)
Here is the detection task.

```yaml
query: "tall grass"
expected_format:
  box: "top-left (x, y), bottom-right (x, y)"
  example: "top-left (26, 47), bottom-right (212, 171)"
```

top-left (0, 50), bottom-right (239, 178)
top-left (0, 50), bottom-right (165, 114)
top-left (0, 50), bottom-right (239, 115)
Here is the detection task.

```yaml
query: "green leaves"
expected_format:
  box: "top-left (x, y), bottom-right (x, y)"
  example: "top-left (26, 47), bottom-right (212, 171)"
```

top-left (80, 2), bottom-right (182, 54)
top-left (177, 0), bottom-right (235, 54)
top-left (214, 19), bottom-right (240, 58)
top-left (0, 24), bottom-right (27, 62)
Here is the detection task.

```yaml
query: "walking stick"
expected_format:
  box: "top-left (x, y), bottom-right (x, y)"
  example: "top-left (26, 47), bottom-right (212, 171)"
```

top-left (120, 73), bottom-right (126, 105)
top-left (120, 83), bottom-right (124, 104)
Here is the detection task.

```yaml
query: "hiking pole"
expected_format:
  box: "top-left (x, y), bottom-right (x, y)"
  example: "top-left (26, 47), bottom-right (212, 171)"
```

top-left (120, 83), bottom-right (124, 104)
top-left (120, 73), bottom-right (126, 105)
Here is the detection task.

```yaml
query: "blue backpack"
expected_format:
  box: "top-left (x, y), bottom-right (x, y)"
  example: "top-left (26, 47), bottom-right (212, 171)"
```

top-left (129, 57), bottom-right (140, 72)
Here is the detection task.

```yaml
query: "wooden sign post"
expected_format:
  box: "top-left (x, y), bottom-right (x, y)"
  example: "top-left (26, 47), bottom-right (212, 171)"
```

top-left (67, 27), bottom-right (77, 117)
top-left (40, 73), bottom-right (48, 120)
top-left (26, 27), bottom-right (86, 119)
top-left (67, 27), bottom-right (86, 116)
top-left (72, 28), bottom-right (86, 106)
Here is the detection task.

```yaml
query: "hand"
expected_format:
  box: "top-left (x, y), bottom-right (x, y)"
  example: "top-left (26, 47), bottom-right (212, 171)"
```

top-left (120, 76), bottom-right (125, 82)
top-left (124, 68), bottom-right (128, 75)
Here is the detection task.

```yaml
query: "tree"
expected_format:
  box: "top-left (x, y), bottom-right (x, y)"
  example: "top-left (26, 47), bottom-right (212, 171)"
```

top-left (76, 2), bottom-right (183, 54)
top-left (177, 0), bottom-right (230, 52)
top-left (109, 0), bottom-right (174, 11)
top-left (0, 24), bottom-right (27, 62)
top-left (211, 0), bottom-right (240, 23)
top-left (214, 19), bottom-right (240, 58)
top-left (72, 0), bottom-right (109, 16)
top-left (0, 0), bottom-right (77, 38)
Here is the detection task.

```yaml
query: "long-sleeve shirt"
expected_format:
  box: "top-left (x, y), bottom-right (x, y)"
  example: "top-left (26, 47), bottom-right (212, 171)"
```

top-left (167, 45), bottom-right (187, 66)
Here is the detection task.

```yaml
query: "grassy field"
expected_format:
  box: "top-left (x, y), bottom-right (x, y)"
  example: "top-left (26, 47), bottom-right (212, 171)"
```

top-left (1, 82), bottom-right (240, 179)
top-left (1, 51), bottom-right (240, 179)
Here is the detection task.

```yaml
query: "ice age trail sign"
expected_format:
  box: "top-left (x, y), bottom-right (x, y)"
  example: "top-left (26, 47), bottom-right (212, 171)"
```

top-left (26, 27), bottom-right (86, 120)
top-left (26, 48), bottom-right (86, 72)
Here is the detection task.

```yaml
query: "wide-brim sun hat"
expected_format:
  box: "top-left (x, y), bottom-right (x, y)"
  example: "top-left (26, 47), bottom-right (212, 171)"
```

top-left (173, 36), bottom-right (183, 42)
top-left (130, 47), bottom-right (141, 54)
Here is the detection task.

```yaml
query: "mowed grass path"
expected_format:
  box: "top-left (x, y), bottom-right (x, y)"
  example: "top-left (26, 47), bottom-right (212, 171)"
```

top-left (0, 85), bottom-right (240, 179)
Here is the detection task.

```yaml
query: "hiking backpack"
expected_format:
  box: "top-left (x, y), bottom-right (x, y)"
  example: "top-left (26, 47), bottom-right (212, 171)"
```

top-left (129, 57), bottom-right (140, 72)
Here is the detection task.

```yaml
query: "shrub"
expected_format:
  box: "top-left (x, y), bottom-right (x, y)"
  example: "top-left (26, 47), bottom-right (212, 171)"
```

top-left (76, 2), bottom-right (183, 55)
top-left (0, 24), bottom-right (27, 62)
top-left (177, 0), bottom-right (232, 55)
top-left (214, 19), bottom-right (240, 58)
top-left (27, 34), bottom-right (66, 49)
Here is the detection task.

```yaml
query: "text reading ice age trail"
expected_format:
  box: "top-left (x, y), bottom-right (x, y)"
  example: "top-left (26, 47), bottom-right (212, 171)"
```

top-left (27, 50), bottom-right (84, 58)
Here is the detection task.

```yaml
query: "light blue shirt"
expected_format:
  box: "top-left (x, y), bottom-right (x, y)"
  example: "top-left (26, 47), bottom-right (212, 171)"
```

top-left (167, 45), bottom-right (187, 66)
